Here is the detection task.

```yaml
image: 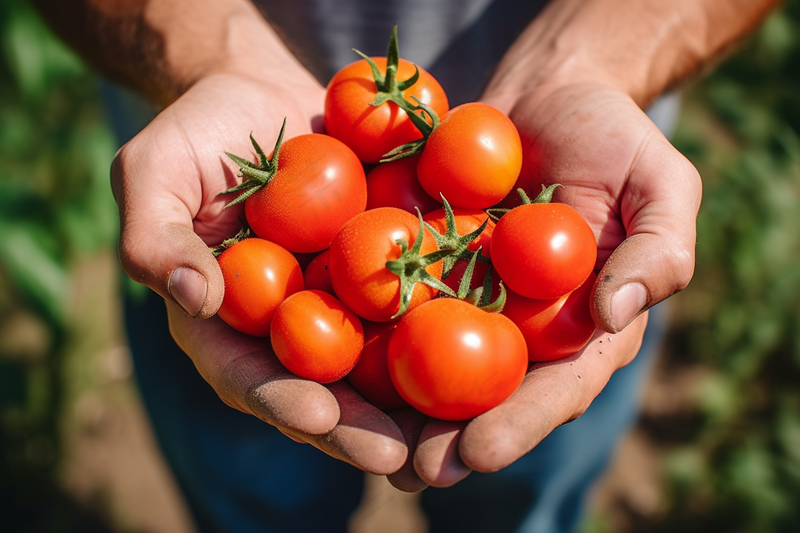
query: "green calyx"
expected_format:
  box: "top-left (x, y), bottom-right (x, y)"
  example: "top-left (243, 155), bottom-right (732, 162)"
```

top-left (219, 118), bottom-right (288, 208)
top-left (486, 183), bottom-right (563, 222)
top-left (354, 24), bottom-right (420, 114)
top-left (380, 97), bottom-right (440, 162)
top-left (385, 209), bottom-right (458, 319)
top-left (423, 194), bottom-right (490, 280)
top-left (458, 248), bottom-right (506, 313)
top-left (210, 227), bottom-right (251, 258)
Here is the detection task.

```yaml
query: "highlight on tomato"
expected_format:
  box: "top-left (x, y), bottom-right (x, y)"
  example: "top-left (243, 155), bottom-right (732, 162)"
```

top-left (215, 236), bottom-right (304, 337)
top-left (270, 290), bottom-right (364, 384)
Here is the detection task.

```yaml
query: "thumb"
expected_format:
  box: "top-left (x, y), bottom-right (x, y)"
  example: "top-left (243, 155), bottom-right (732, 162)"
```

top-left (591, 137), bottom-right (701, 333)
top-left (111, 140), bottom-right (226, 319)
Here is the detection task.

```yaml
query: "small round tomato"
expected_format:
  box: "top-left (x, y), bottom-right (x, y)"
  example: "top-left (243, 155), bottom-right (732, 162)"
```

top-left (303, 249), bottom-right (334, 295)
top-left (328, 207), bottom-right (442, 322)
top-left (347, 321), bottom-right (409, 411)
top-left (387, 298), bottom-right (528, 421)
top-left (242, 133), bottom-right (367, 253)
top-left (503, 272), bottom-right (597, 362)
top-left (217, 238), bottom-right (304, 337)
top-left (417, 103), bottom-right (522, 209)
top-left (325, 58), bottom-right (449, 163)
top-left (491, 202), bottom-right (597, 300)
top-left (270, 290), bottom-right (364, 384)
top-left (366, 156), bottom-right (440, 215)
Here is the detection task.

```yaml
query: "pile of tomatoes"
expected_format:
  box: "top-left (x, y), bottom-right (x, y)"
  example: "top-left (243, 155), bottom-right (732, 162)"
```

top-left (213, 27), bottom-right (598, 421)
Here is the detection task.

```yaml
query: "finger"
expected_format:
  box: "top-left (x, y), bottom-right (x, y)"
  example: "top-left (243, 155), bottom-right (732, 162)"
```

top-left (167, 301), bottom-right (340, 435)
top-left (386, 408), bottom-right (430, 493)
top-left (589, 134), bottom-right (701, 332)
top-left (280, 382), bottom-right (409, 475)
top-left (413, 419), bottom-right (472, 488)
top-left (458, 313), bottom-right (648, 473)
top-left (111, 117), bottom-right (237, 319)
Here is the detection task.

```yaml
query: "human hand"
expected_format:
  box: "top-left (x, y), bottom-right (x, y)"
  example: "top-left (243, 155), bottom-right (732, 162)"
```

top-left (112, 71), bottom-right (407, 475)
top-left (389, 82), bottom-right (700, 489)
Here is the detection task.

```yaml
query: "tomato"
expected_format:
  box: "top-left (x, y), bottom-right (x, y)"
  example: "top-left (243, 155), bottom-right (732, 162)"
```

top-left (366, 155), bottom-right (440, 215)
top-left (416, 103), bottom-right (522, 209)
top-left (347, 321), bottom-right (409, 410)
top-left (491, 202), bottom-right (597, 299)
top-left (216, 238), bottom-right (304, 337)
top-left (239, 133), bottom-right (367, 253)
top-left (303, 249), bottom-right (334, 295)
top-left (270, 290), bottom-right (364, 384)
top-left (388, 298), bottom-right (528, 421)
top-left (325, 58), bottom-right (449, 163)
top-left (423, 207), bottom-right (496, 294)
top-left (327, 207), bottom-right (442, 322)
top-left (503, 272), bottom-right (597, 362)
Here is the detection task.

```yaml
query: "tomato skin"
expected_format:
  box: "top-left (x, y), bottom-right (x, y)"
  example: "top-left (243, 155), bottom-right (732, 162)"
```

top-left (387, 298), bottom-right (528, 421)
top-left (491, 203), bottom-right (597, 300)
top-left (303, 249), bottom-right (334, 295)
top-left (217, 238), bottom-right (304, 337)
top-left (417, 103), bottom-right (522, 209)
top-left (244, 133), bottom-right (367, 253)
top-left (347, 321), bottom-right (409, 410)
top-left (325, 57), bottom-right (449, 163)
top-left (327, 207), bottom-right (442, 322)
top-left (270, 290), bottom-right (364, 384)
top-left (503, 272), bottom-right (597, 362)
top-left (366, 156), bottom-right (440, 215)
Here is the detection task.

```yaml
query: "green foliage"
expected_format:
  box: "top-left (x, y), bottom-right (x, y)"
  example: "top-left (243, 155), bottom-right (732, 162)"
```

top-left (660, 4), bottom-right (800, 531)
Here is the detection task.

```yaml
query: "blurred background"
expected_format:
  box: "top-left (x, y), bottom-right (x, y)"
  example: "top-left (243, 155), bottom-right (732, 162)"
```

top-left (1, 0), bottom-right (800, 531)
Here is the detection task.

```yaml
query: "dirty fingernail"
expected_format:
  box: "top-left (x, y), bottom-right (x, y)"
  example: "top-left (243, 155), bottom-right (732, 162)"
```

top-left (168, 267), bottom-right (207, 317)
top-left (610, 282), bottom-right (647, 332)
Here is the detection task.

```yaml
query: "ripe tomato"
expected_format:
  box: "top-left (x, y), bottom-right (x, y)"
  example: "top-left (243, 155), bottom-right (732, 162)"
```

top-left (503, 272), bottom-right (597, 362)
top-left (387, 298), bottom-right (528, 421)
top-left (270, 290), bottom-right (364, 384)
top-left (327, 207), bottom-right (442, 322)
top-left (216, 238), bottom-right (304, 337)
top-left (241, 133), bottom-right (367, 253)
top-left (303, 249), bottom-right (334, 295)
top-left (366, 155), bottom-right (440, 215)
top-left (325, 58), bottom-right (449, 163)
top-left (416, 103), bottom-right (522, 209)
top-left (491, 202), bottom-right (597, 299)
top-left (347, 321), bottom-right (409, 410)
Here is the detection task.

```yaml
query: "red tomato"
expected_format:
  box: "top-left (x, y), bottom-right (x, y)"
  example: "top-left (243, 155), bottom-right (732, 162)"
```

top-left (325, 58), bottom-right (449, 163)
top-left (303, 249), bottom-right (334, 295)
top-left (217, 238), bottom-right (304, 337)
top-left (366, 156), bottom-right (440, 215)
top-left (491, 202), bottom-right (597, 299)
top-left (243, 133), bottom-right (367, 253)
top-left (387, 298), bottom-right (528, 421)
top-left (417, 103), bottom-right (522, 209)
top-left (270, 290), bottom-right (364, 383)
top-left (347, 321), bottom-right (409, 410)
top-left (327, 207), bottom-right (442, 322)
top-left (503, 272), bottom-right (597, 362)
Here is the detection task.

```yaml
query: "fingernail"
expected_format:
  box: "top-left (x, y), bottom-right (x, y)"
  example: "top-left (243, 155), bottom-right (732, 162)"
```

top-left (168, 267), bottom-right (207, 317)
top-left (610, 282), bottom-right (647, 332)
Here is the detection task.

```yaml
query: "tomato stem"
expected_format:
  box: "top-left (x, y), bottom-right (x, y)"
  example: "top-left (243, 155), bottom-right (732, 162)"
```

top-left (423, 194), bottom-right (490, 280)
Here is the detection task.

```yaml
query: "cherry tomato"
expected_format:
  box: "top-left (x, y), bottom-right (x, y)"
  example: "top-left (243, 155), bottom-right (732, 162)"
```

top-left (270, 290), bottom-right (364, 384)
top-left (387, 298), bottom-right (528, 421)
top-left (303, 249), bottom-right (334, 295)
top-left (491, 202), bottom-right (597, 299)
top-left (325, 58), bottom-right (449, 163)
top-left (503, 272), bottom-right (597, 362)
top-left (243, 133), bottom-right (367, 253)
top-left (347, 321), bottom-right (409, 410)
top-left (216, 238), bottom-right (304, 337)
top-left (327, 207), bottom-right (442, 322)
top-left (417, 103), bottom-right (522, 209)
top-left (366, 155), bottom-right (440, 215)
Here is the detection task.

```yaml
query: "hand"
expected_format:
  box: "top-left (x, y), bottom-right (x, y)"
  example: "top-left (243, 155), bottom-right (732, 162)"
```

top-left (390, 83), bottom-right (700, 488)
top-left (112, 71), bottom-right (407, 475)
